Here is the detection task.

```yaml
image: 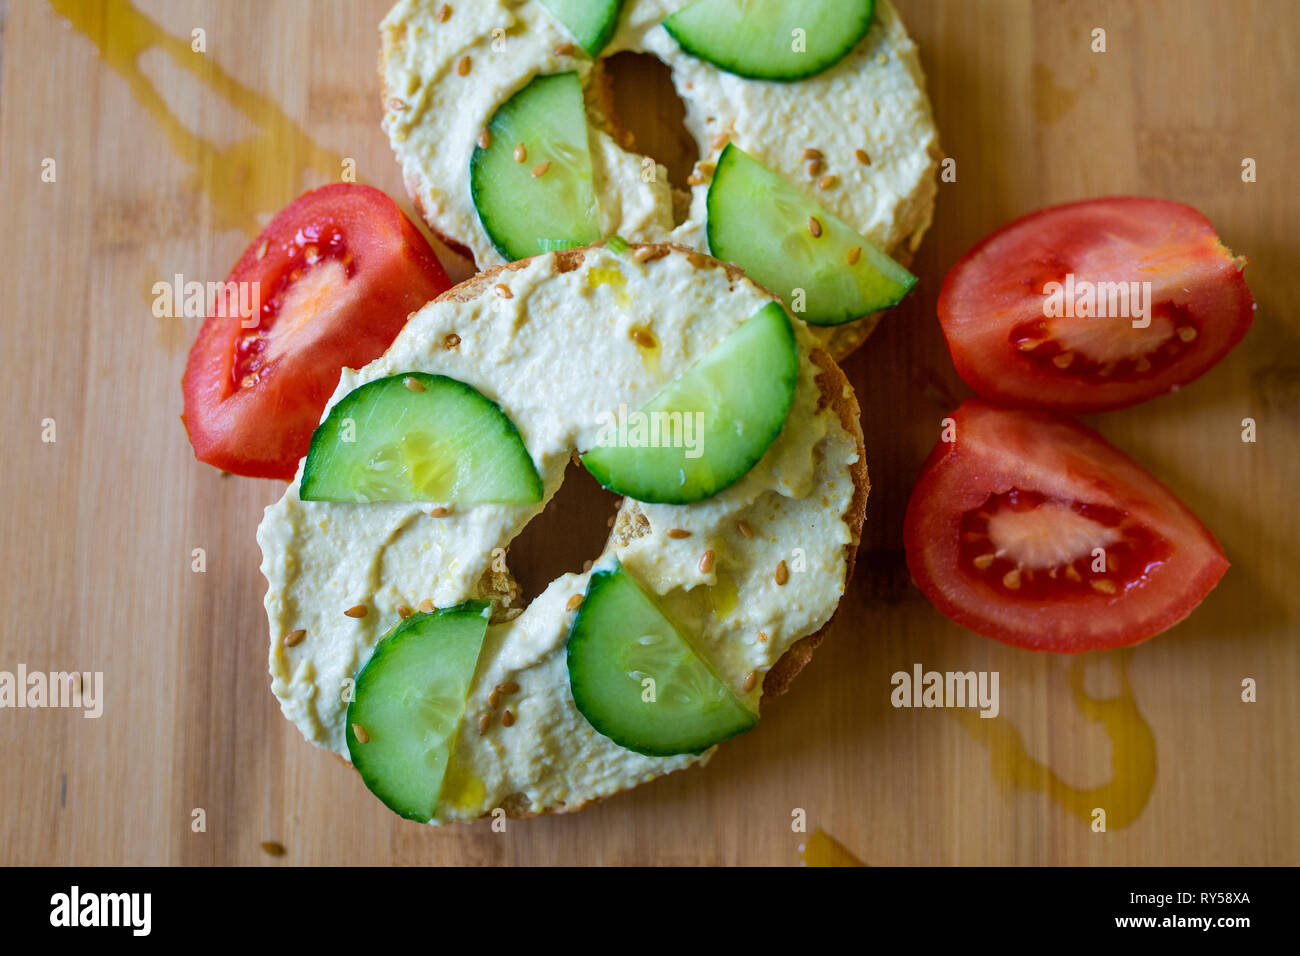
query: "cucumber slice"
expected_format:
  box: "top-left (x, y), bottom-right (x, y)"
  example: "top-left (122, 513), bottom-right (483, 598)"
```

top-left (300, 373), bottom-right (543, 504)
top-left (663, 0), bottom-right (875, 81)
top-left (470, 72), bottom-right (602, 262)
top-left (567, 563), bottom-right (757, 756)
top-left (345, 602), bottom-right (490, 822)
top-left (581, 301), bottom-right (797, 504)
top-left (540, 0), bottom-right (625, 57)
top-left (707, 143), bottom-right (916, 326)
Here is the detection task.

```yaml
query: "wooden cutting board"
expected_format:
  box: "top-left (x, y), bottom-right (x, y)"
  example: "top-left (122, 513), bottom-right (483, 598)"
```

top-left (2, 0), bottom-right (1296, 866)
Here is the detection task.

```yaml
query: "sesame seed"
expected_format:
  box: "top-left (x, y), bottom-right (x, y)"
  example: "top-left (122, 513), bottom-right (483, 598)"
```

top-left (437, 4), bottom-right (452, 22)
top-left (397, 605), bottom-right (413, 619)
top-left (444, 332), bottom-right (461, 349)
top-left (1178, 326), bottom-right (1198, 342)
top-left (698, 162), bottom-right (716, 176)
top-left (972, 554), bottom-right (995, 570)
top-left (261, 841), bottom-right (286, 857)
top-left (633, 246), bottom-right (669, 263)
top-left (699, 550), bottom-right (716, 574)
top-left (687, 172), bottom-right (704, 186)
top-left (757, 630), bottom-right (768, 643)
top-left (846, 246), bottom-right (862, 266)
top-left (806, 158), bottom-right (825, 177)
top-left (429, 506), bottom-right (450, 517)
top-left (403, 375), bottom-right (426, 392)
top-left (667, 528), bottom-right (692, 539)
top-left (457, 55), bottom-right (472, 76)
top-left (477, 712), bottom-right (493, 735)
top-left (493, 283), bottom-right (513, 299)
top-left (352, 723), bottom-right (370, 744)
top-left (737, 520), bottom-right (754, 539)
top-left (775, 560), bottom-right (789, 585)
top-left (817, 175), bottom-right (838, 190)
top-left (488, 689), bottom-right (502, 710)
top-left (566, 593), bottom-right (583, 611)
top-left (855, 148), bottom-right (871, 165)
top-left (477, 128), bottom-right (491, 149)
top-left (514, 143), bottom-right (527, 163)
top-left (554, 41), bottom-right (576, 56)
top-left (802, 147), bottom-right (823, 160)
top-left (418, 598), bottom-right (435, 613)
top-left (1002, 569), bottom-right (1021, 589)
top-left (531, 160), bottom-right (551, 178)
top-left (1091, 579), bottom-right (1117, 595)
top-left (1052, 351), bottom-right (1075, 369)
top-left (284, 628), bottom-right (306, 647)
top-left (631, 328), bottom-right (656, 348)
top-left (742, 669), bottom-right (759, 692)
top-left (807, 216), bottom-right (823, 238)
top-left (1065, 564), bottom-right (1082, 583)
top-left (501, 709), bottom-right (516, 727)
top-left (687, 252), bottom-right (711, 269)
top-left (498, 681), bottom-right (520, 695)
top-left (345, 604), bottom-right (368, 618)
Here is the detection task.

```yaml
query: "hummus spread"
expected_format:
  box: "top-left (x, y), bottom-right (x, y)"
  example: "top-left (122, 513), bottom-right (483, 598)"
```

top-left (258, 246), bottom-right (861, 822)
top-left (380, 0), bottom-right (940, 269)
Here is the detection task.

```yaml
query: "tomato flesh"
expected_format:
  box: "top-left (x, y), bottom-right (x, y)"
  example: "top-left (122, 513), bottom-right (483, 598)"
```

top-left (182, 184), bottom-right (451, 480)
top-left (937, 197), bottom-right (1255, 413)
top-left (904, 400), bottom-right (1228, 652)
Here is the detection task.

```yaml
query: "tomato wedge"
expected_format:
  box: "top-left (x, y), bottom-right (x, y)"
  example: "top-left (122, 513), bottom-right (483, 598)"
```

top-left (182, 184), bottom-right (451, 479)
top-left (937, 197), bottom-right (1255, 413)
top-left (903, 400), bottom-right (1228, 652)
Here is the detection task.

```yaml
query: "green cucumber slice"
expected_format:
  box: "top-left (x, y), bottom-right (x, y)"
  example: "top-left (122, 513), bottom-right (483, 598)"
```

top-left (663, 0), bottom-right (875, 81)
top-left (345, 602), bottom-right (490, 822)
top-left (707, 143), bottom-right (916, 326)
top-left (299, 373), bottom-right (543, 504)
top-left (470, 72), bottom-right (601, 262)
top-left (567, 563), bottom-right (757, 756)
top-left (539, 0), bottom-right (625, 57)
top-left (581, 301), bottom-right (797, 504)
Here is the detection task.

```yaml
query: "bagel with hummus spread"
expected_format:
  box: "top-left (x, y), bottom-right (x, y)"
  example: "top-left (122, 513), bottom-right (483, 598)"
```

top-left (380, 0), bottom-right (939, 359)
top-left (257, 242), bottom-right (867, 823)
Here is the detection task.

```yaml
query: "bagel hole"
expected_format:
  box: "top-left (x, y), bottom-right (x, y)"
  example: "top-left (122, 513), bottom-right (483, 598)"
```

top-left (508, 459), bottom-right (622, 607)
top-left (604, 52), bottom-right (698, 208)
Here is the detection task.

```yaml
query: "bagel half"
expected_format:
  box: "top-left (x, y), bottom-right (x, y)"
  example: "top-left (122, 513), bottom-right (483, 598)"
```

top-left (259, 242), bottom-right (868, 822)
top-left (379, 0), bottom-right (939, 359)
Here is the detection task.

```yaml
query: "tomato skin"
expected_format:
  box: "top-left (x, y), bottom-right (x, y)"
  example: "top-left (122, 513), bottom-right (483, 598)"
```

top-left (903, 400), bottom-right (1229, 652)
top-left (182, 184), bottom-right (450, 479)
top-left (937, 197), bottom-right (1255, 414)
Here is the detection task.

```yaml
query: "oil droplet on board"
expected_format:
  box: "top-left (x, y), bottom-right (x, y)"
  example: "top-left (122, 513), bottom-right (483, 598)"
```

top-left (800, 829), bottom-right (867, 867)
top-left (956, 649), bottom-right (1156, 829)
top-left (49, 0), bottom-right (344, 235)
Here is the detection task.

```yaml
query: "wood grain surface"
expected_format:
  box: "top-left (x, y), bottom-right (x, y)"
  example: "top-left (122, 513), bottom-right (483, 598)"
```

top-left (1, 0), bottom-right (1296, 866)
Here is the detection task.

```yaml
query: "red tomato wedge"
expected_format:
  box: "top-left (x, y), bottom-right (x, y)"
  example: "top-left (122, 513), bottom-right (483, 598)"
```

top-left (182, 184), bottom-right (451, 479)
top-left (903, 400), bottom-right (1228, 652)
top-left (937, 197), bottom-right (1255, 413)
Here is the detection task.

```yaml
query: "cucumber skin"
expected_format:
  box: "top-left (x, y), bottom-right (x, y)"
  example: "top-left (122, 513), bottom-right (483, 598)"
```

top-left (706, 143), bottom-right (917, 326)
top-left (540, 0), bottom-right (626, 57)
top-left (469, 72), bottom-right (602, 263)
top-left (345, 602), bottom-right (490, 822)
top-left (581, 302), bottom-right (798, 505)
top-left (566, 564), bottom-right (758, 757)
top-left (299, 372), bottom-right (543, 504)
top-left (663, 0), bottom-right (876, 82)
